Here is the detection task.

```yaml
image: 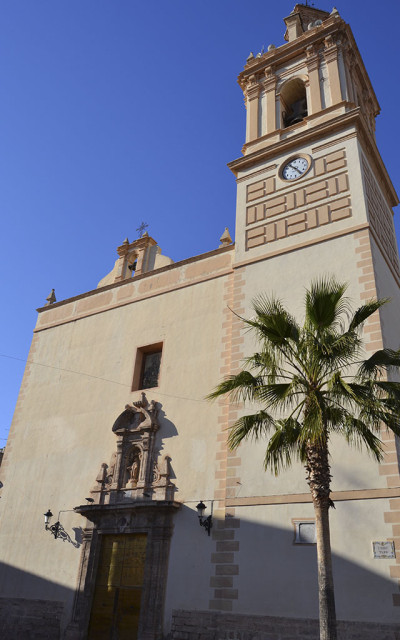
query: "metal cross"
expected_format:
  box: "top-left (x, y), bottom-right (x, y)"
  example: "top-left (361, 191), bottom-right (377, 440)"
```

top-left (136, 222), bottom-right (149, 238)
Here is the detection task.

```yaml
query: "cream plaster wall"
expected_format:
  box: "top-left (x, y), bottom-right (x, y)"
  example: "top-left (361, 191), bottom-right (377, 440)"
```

top-left (0, 266), bottom-right (229, 631)
top-left (233, 498), bottom-right (397, 622)
top-left (371, 236), bottom-right (400, 378)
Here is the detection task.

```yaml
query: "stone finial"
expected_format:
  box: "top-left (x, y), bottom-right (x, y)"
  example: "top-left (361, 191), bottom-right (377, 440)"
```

top-left (219, 227), bottom-right (233, 248)
top-left (268, 44), bottom-right (276, 51)
top-left (45, 289), bottom-right (56, 306)
top-left (330, 7), bottom-right (339, 16)
top-left (122, 237), bottom-right (129, 245)
top-left (246, 52), bottom-right (254, 62)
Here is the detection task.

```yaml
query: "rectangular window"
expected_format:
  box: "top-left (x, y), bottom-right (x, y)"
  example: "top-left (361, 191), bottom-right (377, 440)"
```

top-left (292, 519), bottom-right (316, 544)
top-left (132, 343), bottom-right (163, 391)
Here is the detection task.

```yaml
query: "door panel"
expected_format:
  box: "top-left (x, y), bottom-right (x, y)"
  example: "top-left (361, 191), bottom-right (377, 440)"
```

top-left (88, 534), bottom-right (147, 640)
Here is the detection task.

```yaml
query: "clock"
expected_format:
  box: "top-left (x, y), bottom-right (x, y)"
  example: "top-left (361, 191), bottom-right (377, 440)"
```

top-left (280, 154), bottom-right (311, 181)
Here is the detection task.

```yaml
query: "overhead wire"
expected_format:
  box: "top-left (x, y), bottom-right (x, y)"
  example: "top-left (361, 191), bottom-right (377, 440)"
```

top-left (0, 352), bottom-right (208, 404)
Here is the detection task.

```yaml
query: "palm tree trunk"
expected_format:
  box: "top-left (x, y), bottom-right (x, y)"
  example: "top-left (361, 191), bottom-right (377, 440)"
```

top-left (314, 501), bottom-right (337, 640)
top-left (306, 442), bottom-right (337, 640)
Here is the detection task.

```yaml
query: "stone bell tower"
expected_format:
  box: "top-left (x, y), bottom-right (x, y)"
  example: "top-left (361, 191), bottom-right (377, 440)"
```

top-left (228, 4), bottom-right (399, 284)
top-left (225, 7), bottom-right (400, 618)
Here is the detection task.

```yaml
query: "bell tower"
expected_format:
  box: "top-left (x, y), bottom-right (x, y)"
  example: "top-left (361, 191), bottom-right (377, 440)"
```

top-left (229, 4), bottom-right (399, 281)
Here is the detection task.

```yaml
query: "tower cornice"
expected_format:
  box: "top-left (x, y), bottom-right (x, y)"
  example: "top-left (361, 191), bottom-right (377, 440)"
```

top-left (239, 17), bottom-right (380, 118)
top-left (228, 107), bottom-right (398, 209)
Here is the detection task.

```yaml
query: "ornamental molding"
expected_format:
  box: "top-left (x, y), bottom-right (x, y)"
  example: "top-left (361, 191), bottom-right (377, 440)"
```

top-left (90, 393), bottom-right (176, 504)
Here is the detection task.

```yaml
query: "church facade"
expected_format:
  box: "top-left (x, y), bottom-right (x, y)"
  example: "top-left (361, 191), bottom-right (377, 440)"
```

top-left (1, 5), bottom-right (400, 639)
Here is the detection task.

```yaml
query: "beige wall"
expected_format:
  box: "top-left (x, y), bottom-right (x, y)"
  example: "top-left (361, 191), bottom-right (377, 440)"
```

top-left (0, 251), bottom-right (232, 632)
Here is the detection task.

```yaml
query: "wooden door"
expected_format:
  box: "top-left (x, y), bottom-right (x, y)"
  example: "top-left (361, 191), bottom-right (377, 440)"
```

top-left (88, 534), bottom-right (147, 639)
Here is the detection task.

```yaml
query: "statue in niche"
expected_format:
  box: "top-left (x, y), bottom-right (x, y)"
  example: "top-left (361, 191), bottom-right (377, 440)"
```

top-left (127, 448), bottom-right (141, 486)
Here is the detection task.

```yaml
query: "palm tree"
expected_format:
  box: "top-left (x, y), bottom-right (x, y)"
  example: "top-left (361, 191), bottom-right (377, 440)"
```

top-left (208, 278), bottom-right (400, 640)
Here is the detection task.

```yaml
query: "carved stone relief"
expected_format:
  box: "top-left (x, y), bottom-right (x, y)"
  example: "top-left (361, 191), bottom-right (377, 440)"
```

top-left (90, 393), bottom-right (175, 504)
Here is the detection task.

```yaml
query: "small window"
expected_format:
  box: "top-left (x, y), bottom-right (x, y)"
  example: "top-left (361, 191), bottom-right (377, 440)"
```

top-left (132, 343), bottom-right (163, 391)
top-left (293, 519), bottom-right (316, 544)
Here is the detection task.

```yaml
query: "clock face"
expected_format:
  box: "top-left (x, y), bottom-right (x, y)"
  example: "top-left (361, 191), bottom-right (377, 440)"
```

top-left (281, 156), bottom-right (310, 181)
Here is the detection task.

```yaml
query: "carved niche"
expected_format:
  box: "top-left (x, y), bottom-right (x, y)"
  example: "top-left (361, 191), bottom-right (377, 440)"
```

top-left (90, 393), bottom-right (175, 504)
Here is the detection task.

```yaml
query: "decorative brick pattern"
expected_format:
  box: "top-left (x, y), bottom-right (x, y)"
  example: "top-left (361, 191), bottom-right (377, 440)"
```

top-left (210, 269), bottom-right (246, 612)
top-left (245, 149), bottom-right (351, 252)
top-left (246, 149), bottom-right (347, 204)
top-left (0, 597), bottom-right (63, 639)
top-left (354, 229), bottom-right (400, 607)
top-left (247, 176), bottom-right (276, 202)
top-left (170, 609), bottom-right (400, 639)
top-left (246, 197), bottom-right (351, 249)
top-left (246, 173), bottom-right (349, 224)
top-left (362, 160), bottom-right (400, 279)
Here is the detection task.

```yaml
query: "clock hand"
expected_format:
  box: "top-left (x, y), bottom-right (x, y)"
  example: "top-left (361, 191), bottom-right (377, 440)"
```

top-left (288, 163), bottom-right (301, 175)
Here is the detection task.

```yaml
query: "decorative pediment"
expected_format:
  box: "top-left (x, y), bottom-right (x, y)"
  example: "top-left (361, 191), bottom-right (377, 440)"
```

top-left (112, 392), bottom-right (159, 433)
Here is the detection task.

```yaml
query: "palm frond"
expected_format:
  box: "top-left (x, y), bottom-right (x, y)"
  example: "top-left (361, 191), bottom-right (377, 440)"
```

top-left (348, 299), bottom-right (388, 332)
top-left (301, 392), bottom-right (326, 444)
top-left (257, 379), bottom-right (305, 412)
top-left (227, 410), bottom-right (276, 449)
top-left (264, 418), bottom-right (305, 475)
top-left (305, 277), bottom-right (349, 331)
top-left (206, 371), bottom-right (262, 403)
top-left (359, 349), bottom-right (400, 378)
top-left (249, 295), bottom-right (300, 345)
top-left (341, 416), bottom-right (384, 462)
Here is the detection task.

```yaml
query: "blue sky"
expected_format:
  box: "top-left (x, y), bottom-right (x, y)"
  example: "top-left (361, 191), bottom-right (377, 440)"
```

top-left (1, 1), bottom-right (399, 446)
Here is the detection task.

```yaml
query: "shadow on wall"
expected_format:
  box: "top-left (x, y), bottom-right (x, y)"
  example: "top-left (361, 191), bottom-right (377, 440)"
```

top-left (0, 509), bottom-right (398, 640)
top-left (0, 561), bottom-right (74, 640)
top-left (168, 505), bottom-right (400, 640)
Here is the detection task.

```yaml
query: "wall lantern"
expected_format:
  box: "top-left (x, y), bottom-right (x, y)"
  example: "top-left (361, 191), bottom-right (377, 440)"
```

top-left (196, 500), bottom-right (212, 536)
top-left (44, 509), bottom-right (61, 539)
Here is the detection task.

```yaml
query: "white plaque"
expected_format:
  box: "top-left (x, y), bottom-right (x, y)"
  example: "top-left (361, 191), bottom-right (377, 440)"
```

top-left (372, 541), bottom-right (395, 559)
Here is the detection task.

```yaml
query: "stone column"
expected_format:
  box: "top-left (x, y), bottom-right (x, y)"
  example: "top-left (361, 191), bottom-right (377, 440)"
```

top-left (110, 434), bottom-right (124, 492)
top-left (323, 35), bottom-right (342, 106)
top-left (305, 45), bottom-right (322, 114)
top-left (245, 76), bottom-right (261, 142)
top-left (262, 67), bottom-right (277, 134)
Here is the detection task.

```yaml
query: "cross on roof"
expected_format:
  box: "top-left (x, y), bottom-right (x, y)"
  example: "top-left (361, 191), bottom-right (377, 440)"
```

top-left (136, 221), bottom-right (149, 238)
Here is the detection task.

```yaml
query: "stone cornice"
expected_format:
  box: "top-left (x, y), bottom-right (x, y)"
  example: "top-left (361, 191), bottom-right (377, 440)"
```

top-left (74, 499), bottom-right (182, 517)
top-left (228, 107), bottom-right (398, 208)
top-left (239, 15), bottom-right (343, 81)
top-left (227, 486), bottom-right (400, 507)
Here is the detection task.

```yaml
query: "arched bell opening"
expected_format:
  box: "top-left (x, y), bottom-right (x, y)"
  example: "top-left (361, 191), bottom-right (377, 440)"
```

top-left (280, 77), bottom-right (308, 128)
top-left (127, 252), bottom-right (138, 277)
